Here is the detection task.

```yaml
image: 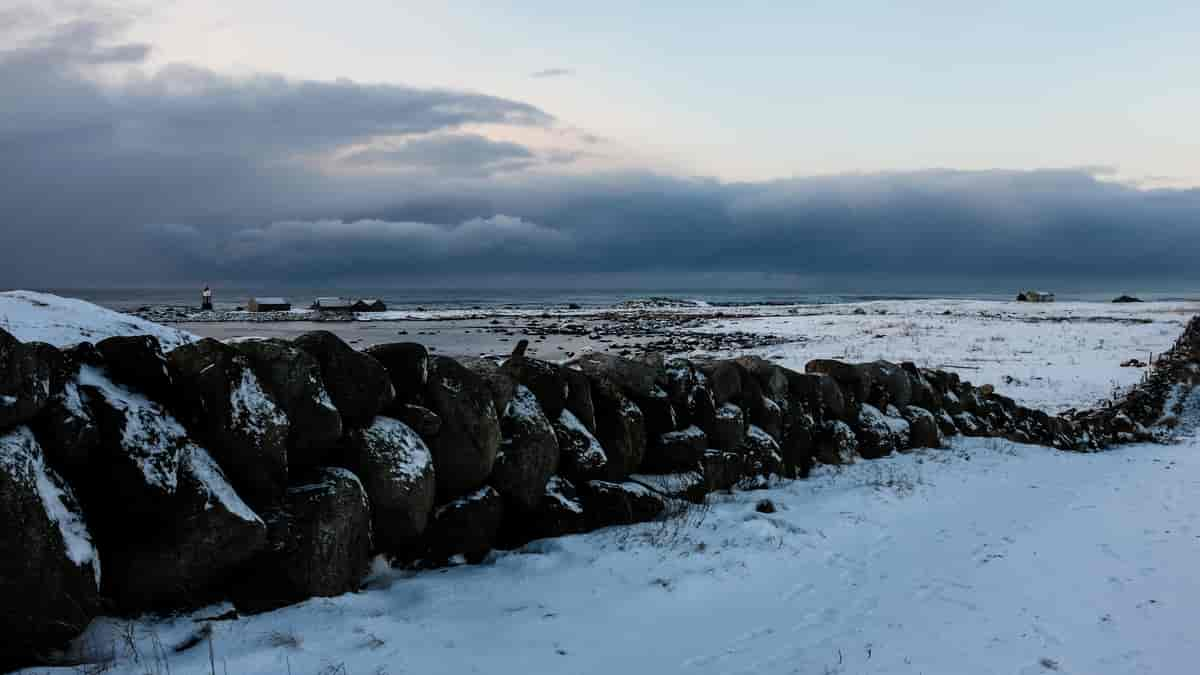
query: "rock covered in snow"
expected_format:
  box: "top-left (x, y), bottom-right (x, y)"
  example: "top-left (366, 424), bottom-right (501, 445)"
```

top-left (568, 352), bottom-right (661, 400)
top-left (234, 467), bottom-right (372, 612)
top-left (553, 408), bottom-right (609, 483)
top-left (77, 365), bottom-right (188, 518)
top-left (105, 446), bottom-right (266, 611)
top-left (0, 327), bottom-right (61, 431)
top-left (0, 291), bottom-right (194, 350)
top-left (740, 424), bottom-right (784, 478)
top-left (94, 334), bottom-right (175, 405)
top-left (854, 403), bottom-right (911, 459)
top-left (365, 341), bottom-right (430, 405)
top-left (644, 424), bottom-right (707, 473)
top-left (709, 402), bottom-right (746, 451)
top-left (579, 480), bottom-right (665, 529)
top-left (900, 405), bottom-right (944, 449)
top-left (500, 475), bottom-right (587, 548)
top-left (562, 366), bottom-right (597, 433)
top-left (779, 407), bottom-right (817, 479)
top-left (422, 485), bottom-right (505, 563)
top-left (294, 330), bottom-right (395, 428)
top-left (501, 355), bottom-right (570, 419)
top-left (232, 338), bottom-right (343, 466)
top-left (458, 356), bottom-right (517, 420)
top-left (0, 426), bottom-right (100, 670)
top-left (343, 416), bottom-right (436, 554)
top-left (168, 339), bottom-right (290, 506)
top-left (492, 385), bottom-right (559, 510)
top-left (588, 376), bottom-right (647, 480)
top-left (634, 385), bottom-right (678, 441)
top-left (424, 355), bottom-right (503, 499)
top-left (816, 420), bottom-right (858, 465)
top-left (33, 377), bottom-right (100, 482)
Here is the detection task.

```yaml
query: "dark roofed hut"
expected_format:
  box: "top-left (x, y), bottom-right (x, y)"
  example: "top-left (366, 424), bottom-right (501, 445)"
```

top-left (247, 297), bottom-right (291, 312)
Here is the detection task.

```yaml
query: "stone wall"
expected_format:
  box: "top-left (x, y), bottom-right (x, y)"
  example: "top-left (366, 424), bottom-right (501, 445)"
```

top-left (3, 317), bottom-right (1197, 670)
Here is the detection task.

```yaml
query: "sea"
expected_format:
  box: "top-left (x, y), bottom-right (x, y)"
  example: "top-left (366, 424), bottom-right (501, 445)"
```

top-left (30, 286), bottom-right (1200, 313)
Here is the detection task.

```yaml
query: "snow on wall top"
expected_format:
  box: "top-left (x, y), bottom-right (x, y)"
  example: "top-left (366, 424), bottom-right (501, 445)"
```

top-left (0, 291), bottom-right (195, 349)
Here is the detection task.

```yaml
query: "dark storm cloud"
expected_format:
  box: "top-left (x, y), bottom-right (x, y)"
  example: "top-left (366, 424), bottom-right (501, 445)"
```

top-left (2, 4), bottom-right (1198, 289)
top-left (531, 68), bottom-right (575, 79)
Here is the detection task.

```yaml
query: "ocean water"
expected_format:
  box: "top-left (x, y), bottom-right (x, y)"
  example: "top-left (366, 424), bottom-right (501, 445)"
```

top-left (30, 285), bottom-right (1200, 313)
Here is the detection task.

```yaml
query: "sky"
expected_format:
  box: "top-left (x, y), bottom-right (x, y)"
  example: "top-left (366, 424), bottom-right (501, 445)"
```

top-left (1, 0), bottom-right (1198, 289)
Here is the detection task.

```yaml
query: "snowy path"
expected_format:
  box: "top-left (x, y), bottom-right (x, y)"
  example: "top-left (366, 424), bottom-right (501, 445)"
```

top-left (58, 435), bottom-right (1200, 675)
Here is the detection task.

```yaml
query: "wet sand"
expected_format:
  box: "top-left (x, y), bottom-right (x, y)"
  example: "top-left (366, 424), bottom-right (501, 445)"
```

top-left (177, 317), bottom-right (656, 360)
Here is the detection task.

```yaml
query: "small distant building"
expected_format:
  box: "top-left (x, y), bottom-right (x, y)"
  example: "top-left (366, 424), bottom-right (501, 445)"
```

top-left (312, 297), bottom-right (356, 312)
top-left (247, 297), bottom-right (291, 312)
top-left (1016, 290), bottom-right (1056, 303)
top-left (353, 298), bottom-right (387, 312)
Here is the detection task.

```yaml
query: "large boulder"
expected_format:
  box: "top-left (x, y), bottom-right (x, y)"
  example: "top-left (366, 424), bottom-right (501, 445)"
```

top-left (579, 480), bottom-right (665, 529)
top-left (458, 357), bottom-right (516, 421)
top-left (343, 417), bottom-right (436, 554)
top-left (501, 356), bottom-right (570, 419)
top-left (233, 468), bottom-right (372, 612)
top-left (33, 377), bottom-right (100, 483)
top-left (94, 335), bottom-right (174, 404)
top-left (806, 359), bottom-right (869, 406)
top-left (0, 427), bottom-right (100, 670)
top-left (901, 405), bottom-right (944, 449)
top-left (697, 360), bottom-right (742, 406)
top-left (815, 420), bottom-right (858, 465)
top-left (787, 371), bottom-right (846, 421)
top-left (364, 342), bottom-right (429, 406)
top-left (424, 356), bottom-right (502, 499)
top-left (858, 361), bottom-right (912, 410)
top-left (636, 386), bottom-right (678, 440)
top-left (733, 356), bottom-right (790, 403)
top-left (492, 386), bottom-right (560, 510)
top-left (663, 359), bottom-right (706, 428)
top-left (562, 367), bottom-right (597, 433)
top-left (76, 365), bottom-right (187, 520)
top-left (644, 425), bottom-right (706, 473)
top-left (855, 403), bottom-right (911, 459)
top-left (232, 338), bottom-right (343, 466)
top-left (739, 425), bottom-right (784, 478)
top-left (588, 376), bottom-right (646, 480)
top-left (499, 476), bottom-right (587, 548)
top-left (396, 403), bottom-right (442, 438)
top-left (167, 339), bottom-right (290, 507)
top-left (709, 402), bottom-right (746, 451)
top-left (422, 485), bottom-right (505, 563)
top-left (779, 410), bottom-right (817, 478)
top-left (0, 328), bottom-right (60, 431)
top-left (701, 450), bottom-right (748, 492)
top-left (105, 446), bottom-right (267, 611)
top-left (294, 331), bottom-right (395, 428)
top-left (553, 409), bottom-right (609, 483)
top-left (568, 352), bottom-right (661, 399)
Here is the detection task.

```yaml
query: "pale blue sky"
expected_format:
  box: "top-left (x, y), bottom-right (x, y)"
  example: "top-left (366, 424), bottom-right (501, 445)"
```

top-left (132, 0), bottom-right (1200, 185)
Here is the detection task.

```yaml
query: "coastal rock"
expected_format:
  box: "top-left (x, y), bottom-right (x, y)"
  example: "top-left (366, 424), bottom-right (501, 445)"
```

top-left (698, 360), bottom-right (742, 406)
top-left (740, 424), bottom-right (784, 478)
top-left (500, 476), bottom-right (587, 548)
top-left (860, 361), bottom-right (913, 410)
top-left (815, 420), bottom-right (858, 465)
top-left (788, 371), bottom-right (846, 421)
top-left (855, 403), bottom-right (911, 458)
top-left (579, 480), bottom-right (665, 528)
top-left (588, 376), bottom-right (647, 479)
top-left (806, 359), bottom-right (870, 406)
top-left (234, 468), bottom-right (372, 612)
top-left (492, 386), bottom-right (559, 510)
top-left (424, 356), bottom-right (503, 499)
top-left (644, 425), bottom-right (707, 473)
top-left (733, 356), bottom-right (791, 403)
top-left (458, 357), bottom-right (516, 421)
top-left (709, 402), bottom-right (746, 451)
top-left (343, 417), bottom-right (436, 554)
top-left (295, 331), bottom-right (395, 428)
top-left (396, 403), bottom-right (442, 438)
top-left (0, 427), bottom-right (100, 671)
top-left (364, 342), bottom-right (429, 405)
top-left (779, 410), bottom-right (817, 478)
top-left (105, 446), bottom-right (267, 611)
top-left (701, 450), bottom-right (748, 492)
top-left (568, 352), bottom-right (661, 399)
top-left (422, 485), bottom-right (505, 563)
top-left (553, 409), bottom-right (609, 483)
top-left (501, 356), bottom-right (569, 419)
top-left (636, 385), bottom-right (678, 440)
top-left (901, 405), bottom-right (944, 448)
top-left (0, 328), bottom-right (60, 431)
top-left (232, 338), bottom-right (343, 466)
top-left (94, 335), bottom-right (174, 404)
top-left (33, 378), bottom-right (100, 482)
top-left (167, 339), bottom-right (290, 507)
top-left (562, 367), bottom-right (597, 433)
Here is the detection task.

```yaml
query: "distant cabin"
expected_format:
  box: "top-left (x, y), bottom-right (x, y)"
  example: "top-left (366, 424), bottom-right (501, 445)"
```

top-left (1016, 290), bottom-right (1055, 303)
top-left (247, 297), bottom-right (291, 312)
top-left (353, 298), bottom-right (387, 312)
top-left (312, 297), bottom-right (356, 312)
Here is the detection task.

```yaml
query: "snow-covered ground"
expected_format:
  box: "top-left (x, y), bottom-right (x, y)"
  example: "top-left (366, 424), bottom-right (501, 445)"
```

top-left (39, 429), bottom-right (1200, 675)
top-left (695, 299), bottom-right (1199, 413)
top-left (0, 291), bottom-right (195, 349)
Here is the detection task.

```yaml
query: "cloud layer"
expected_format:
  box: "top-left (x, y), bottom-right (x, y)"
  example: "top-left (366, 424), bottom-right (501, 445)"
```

top-left (2, 4), bottom-right (1198, 290)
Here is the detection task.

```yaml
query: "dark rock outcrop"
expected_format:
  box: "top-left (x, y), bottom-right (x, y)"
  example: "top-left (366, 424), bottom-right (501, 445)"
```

top-left (94, 335), bottom-right (175, 404)
top-left (396, 403), bottom-right (442, 438)
top-left (458, 357), bottom-right (516, 421)
top-left (491, 385), bottom-right (559, 510)
top-left (364, 342), bottom-right (429, 405)
top-left (644, 425), bottom-right (707, 473)
top-left (588, 376), bottom-right (646, 480)
top-left (0, 329), bottom-right (61, 431)
top-left (343, 417), bottom-right (436, 554)
top-left (500, 476), bottom-right (587, 548)
top-left (553, 409), bottom-right (609, 483)
top-left (167, 339), bottom-right (290, 506)
top-left (579, 480), bottom-right (665, 528)
top-left (501, 356), bottom-right (570, 419)
top-left (0, 427), bottom-right (100, 671)
top-left (295, 331), bottom-right (395, 428)
top-left (424, 356), bottom-right (502, 499)
top-left (422, 485), bottom-right (505, 563)
top-left (232, 338), bottom-right (343, 466)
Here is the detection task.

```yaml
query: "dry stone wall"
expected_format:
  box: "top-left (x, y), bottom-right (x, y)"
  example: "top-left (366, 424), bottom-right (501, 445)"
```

top-left (3, 317), bottom-right (1198, 670)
